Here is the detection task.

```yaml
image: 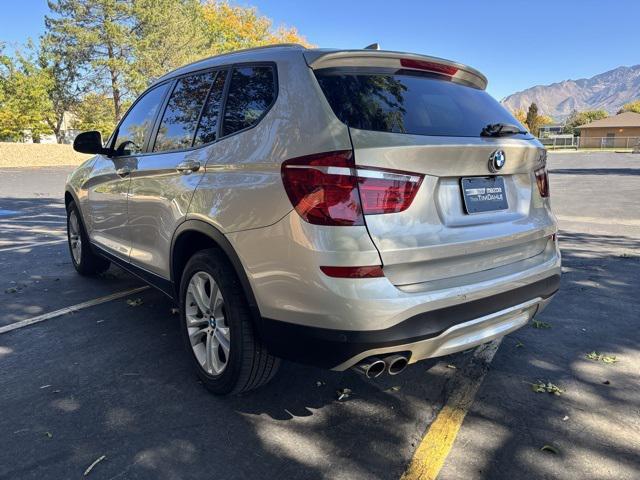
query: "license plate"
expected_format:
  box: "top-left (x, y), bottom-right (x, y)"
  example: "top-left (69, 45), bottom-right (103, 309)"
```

top-left (461, 176), bottom-right (508, 214)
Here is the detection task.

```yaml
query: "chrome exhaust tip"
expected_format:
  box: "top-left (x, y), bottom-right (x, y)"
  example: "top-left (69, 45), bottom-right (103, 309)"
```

top-left (353, 357), bottom-right (386, 378)
top-left (385, 354), bottom-right (409, 375)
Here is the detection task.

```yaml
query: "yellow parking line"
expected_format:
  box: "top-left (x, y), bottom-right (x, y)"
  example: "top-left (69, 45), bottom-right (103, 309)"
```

top-left (401, 340), bottom-right (501, 480)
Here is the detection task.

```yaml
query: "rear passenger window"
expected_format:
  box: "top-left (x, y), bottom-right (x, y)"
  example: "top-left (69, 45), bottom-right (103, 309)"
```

top-left (153, 71), bottom-right (215, 152)
top-left (194, 70), bottom-right (227, 146)
top-left (222, 65), bottom-right (275, 136)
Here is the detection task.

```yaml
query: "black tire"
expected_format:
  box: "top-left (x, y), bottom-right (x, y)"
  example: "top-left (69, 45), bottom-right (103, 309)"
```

top-left (179, 248), bottom-right (280, 395)
top-left (66, 201), bottom-right (110, 275)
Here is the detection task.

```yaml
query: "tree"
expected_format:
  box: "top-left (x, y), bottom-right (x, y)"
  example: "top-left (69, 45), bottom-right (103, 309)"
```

top-left (563, 109), bottom-right (608, 134)
top-left (525, 103), bottom-right (540, 136)
top-left (512, 108), bottom-right (528, 127)
top-left (618, 100), bottom-right (640, 114)
top-left (44, 0), bottom-right (135, 123)
top-left (129, 0), bottom-right (209, 95)
top-left (0, 43), bottom-right (54, 142)
top-left (201, 1), bottom-right (311, 54)
top-left (71, 93), bottom-right (122, 138)
top-left (39, 35), bottom-right (84, 143)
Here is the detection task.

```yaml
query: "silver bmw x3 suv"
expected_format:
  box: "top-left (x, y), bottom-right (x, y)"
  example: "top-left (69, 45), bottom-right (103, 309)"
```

top-left (66, 44), bottom-right (560, 394)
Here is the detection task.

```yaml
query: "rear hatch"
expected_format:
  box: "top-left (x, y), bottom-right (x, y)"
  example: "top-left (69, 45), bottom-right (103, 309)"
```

top-left (307, 50), bottom-right (555, 290)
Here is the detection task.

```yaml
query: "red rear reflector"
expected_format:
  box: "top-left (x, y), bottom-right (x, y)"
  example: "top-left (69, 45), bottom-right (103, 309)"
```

top-left (320, 265), bottom-right (384, 278)
top-left (535, 167), bottom-right (550, 198)
top-left (282, 151), bottom-right (423, 225)
top-left (400, 58), bottom-right (459, 76)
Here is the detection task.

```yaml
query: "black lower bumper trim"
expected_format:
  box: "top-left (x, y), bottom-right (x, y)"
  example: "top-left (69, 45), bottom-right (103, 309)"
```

top-left (259, 274), bottom-right (560, 369)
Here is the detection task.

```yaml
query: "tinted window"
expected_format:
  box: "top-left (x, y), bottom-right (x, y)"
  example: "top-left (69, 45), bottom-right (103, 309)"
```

top-left (222, 66), bottom-right (275, 136)
top-left (315, 71), bottom-right (528, 138)
top-left (194, 70), bottom-right (227, 146)
top-left (114, 83), bottom-right (169, 155)
top-left (153, 72), bottom-right (215, 152)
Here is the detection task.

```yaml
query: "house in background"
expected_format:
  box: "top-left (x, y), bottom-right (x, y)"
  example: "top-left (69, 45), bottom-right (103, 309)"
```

top-left (576, 111), bottom-right (640, 148)
top-left (22, 111), bottom-right (81, 144)
top-left (538, 124), bottom-right (564, 138)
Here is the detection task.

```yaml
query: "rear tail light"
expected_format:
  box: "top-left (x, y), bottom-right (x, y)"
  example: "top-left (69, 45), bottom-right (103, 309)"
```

top-left (281, 151), bottom-right (423, 225)
top-left (320, 265), bottom-right (384, 278)
top-left (357, 168), bottom-right (423, 214)
top-left (535, 167), bottom-right (550, 198)
top-left (281, 151), bottom-right (363, 226)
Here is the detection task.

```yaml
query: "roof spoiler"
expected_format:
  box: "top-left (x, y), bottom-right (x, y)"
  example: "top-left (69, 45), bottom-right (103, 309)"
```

top-left (303, 49), bottom-right (488, 90)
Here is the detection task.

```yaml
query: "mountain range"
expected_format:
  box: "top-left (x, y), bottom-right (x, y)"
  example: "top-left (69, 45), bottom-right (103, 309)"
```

top-left (501, 65), bottom-right (640, 120)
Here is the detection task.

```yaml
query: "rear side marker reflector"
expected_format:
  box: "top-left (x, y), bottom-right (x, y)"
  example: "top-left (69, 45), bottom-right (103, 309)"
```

top-left (535, 166), bottom-right (550, 198)
top-left (400, 58), bottom-right (459, 76)
top-left (320, 265), bottom-right (384, 278)
top-left (281, 151), bottom-right (423, 225)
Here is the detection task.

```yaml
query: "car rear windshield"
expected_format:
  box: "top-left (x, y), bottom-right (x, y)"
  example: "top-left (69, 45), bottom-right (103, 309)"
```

top-left (315, 69), bottom-right (528, 138)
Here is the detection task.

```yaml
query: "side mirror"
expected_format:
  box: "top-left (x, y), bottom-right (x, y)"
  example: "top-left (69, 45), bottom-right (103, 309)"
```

top-left (73, 131), bottom-right (112, 155)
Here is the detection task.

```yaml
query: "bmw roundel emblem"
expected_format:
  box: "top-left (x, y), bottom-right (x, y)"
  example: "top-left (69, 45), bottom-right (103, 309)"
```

top-left (489, 150), bottom-right (506, 173)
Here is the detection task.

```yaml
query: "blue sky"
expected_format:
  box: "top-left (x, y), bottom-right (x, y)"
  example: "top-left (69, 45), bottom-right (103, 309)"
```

top-left (1, 0), bottom-right (639, 100)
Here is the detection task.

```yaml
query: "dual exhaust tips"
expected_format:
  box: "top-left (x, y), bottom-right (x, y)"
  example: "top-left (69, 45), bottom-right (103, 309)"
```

top-left (353, 354), bottom-right (409, 378)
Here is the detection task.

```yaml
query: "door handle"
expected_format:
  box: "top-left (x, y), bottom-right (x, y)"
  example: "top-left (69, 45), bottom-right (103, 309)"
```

top-left (176, 160), bottom-right (201, 175)
top-left (116, 166), bottom-right (131, 177)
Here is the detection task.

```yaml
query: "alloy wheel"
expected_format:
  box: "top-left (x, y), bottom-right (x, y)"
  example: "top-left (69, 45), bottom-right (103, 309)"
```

top-left (185, 271), bottom-right (230, 375)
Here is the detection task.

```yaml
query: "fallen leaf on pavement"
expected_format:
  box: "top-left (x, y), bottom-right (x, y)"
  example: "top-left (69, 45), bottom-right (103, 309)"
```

top-left (126, 298), bottom-right (143, 307)
top-left (84, 455), bottom-right (106, 476)
top-left (585, 351), bottom-right (618, 364)
top-left (45, 432), bottom-right (53, 438)
top-left (530, 381), bottom-right (564, 396)
top-left (336, 388), bottom-right (352, 401)
top-left (532, 320), bottom-right (552, 329)
top-left (541, 444), bottom-right (559, 454)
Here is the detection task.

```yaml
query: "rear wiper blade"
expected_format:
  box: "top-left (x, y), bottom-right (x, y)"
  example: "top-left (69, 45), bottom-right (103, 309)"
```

top-left (481, 123), bottom-right (528, 137)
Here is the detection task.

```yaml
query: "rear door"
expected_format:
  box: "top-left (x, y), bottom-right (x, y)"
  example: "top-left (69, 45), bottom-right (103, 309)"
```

top-left (312, 58), bottom-right (555, 288)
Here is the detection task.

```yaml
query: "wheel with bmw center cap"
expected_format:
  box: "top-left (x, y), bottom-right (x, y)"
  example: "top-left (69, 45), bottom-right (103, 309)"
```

top-left (179, 249), bottom-right (280, 395)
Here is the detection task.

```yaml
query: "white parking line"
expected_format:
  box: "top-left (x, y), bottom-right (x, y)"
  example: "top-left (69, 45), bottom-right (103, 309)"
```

top-left (0, 286), bottom-right (150, 335)
top-left (0, 239), bottom-right (67, 253)
top-left (0, 219), bottom-right (66, 225)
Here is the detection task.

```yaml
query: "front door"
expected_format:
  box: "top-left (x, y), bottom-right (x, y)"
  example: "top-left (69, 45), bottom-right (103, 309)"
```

top-left (85, 82), bottom-right (170, 259)
top-left (127, 69), bottom-right (227, 278)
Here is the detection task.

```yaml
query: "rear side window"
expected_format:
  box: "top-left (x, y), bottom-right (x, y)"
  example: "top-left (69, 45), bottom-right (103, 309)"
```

top-left (222, 65), bottom-right (275, 136)
top-left (194, 70), bottom-right (227, 146)
top-left (153, 71), bottom-right (215, 152)
top-left (315, 70), bottom-right (526, 138)
top-left (113, 83), bottom-right (169, 155)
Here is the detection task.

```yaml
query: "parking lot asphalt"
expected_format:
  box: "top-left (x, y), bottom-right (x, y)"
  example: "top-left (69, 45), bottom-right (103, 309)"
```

top-left (1, 153), bottom-right (639, 480)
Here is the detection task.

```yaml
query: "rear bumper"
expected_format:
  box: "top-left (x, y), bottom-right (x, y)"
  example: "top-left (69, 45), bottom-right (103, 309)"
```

top-left (258, 274), bottom-right (560, 370)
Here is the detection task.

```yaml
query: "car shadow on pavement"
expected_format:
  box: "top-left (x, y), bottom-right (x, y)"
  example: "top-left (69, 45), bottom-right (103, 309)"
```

top-left (0, 195), bottom-right (460, 480)
top-left (549, 168), bottom-right (640, 176)
top-left (0, 197), bottom-right (144, 327)
top-left (439, 230), bottom-right (640, 480)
